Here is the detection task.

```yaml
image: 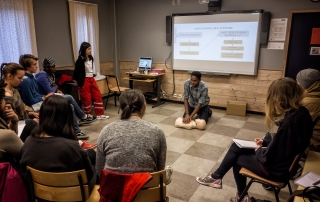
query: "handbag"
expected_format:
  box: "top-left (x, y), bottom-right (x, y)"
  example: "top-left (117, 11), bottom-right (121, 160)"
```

top-left (287, 186), bottom-right (320, 202)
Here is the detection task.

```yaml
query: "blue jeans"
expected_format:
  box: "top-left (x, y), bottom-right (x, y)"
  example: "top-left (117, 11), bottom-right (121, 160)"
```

top-left (63, 94), bottom-right (84, 133)
top-left (63, 94), bottom-right (85, 119)
top-left (70, 104), bottom-right (80, 133)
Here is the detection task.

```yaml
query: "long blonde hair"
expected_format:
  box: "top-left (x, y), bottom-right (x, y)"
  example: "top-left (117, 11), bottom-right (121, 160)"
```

top-left (265, 77), bottom-right (304, 132)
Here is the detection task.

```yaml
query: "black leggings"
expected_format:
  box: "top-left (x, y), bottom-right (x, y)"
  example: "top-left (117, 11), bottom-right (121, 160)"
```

top-left (214, 143), bottom-right (280, 195)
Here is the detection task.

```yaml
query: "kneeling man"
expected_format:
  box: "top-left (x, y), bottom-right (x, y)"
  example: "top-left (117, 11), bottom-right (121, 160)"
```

top-left (176, 71), bottom-right (212, 130)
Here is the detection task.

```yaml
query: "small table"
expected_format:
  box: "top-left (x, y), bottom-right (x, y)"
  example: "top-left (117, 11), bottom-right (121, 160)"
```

top-left (123, 72), bottom-right (165, 108)
top-left (294, 151), bottom-right (320, 202)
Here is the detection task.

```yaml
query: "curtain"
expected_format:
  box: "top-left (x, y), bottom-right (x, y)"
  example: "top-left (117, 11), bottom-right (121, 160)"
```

top-left (0, 0), bottom-right (38, 64)
top-left (69, 0), bottom-right (100, 74)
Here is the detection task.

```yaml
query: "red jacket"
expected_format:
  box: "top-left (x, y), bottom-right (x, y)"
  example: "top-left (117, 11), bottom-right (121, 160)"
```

top-left (0, 162), bottom-right (28, 202)
top-left (98, 169), bottom-right (152, 202)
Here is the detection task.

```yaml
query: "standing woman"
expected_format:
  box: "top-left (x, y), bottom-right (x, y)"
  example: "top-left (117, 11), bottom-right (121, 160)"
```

top-left (74, 42), bottom-right (109, 119)
top-left (1, 63), bottom-right (38, 141)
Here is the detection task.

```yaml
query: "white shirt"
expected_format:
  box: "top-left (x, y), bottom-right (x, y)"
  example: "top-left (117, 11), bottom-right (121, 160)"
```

top-left (85, 60), bottom-right (94, 77)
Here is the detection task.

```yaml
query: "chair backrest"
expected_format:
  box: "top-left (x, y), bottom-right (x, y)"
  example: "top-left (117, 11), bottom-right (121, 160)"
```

top-left (106, 75), bottom-right (120, 91)
top-left (286, 154), bottom-right (302, 183)
top-left (27, 166), bottom-right (89, 202)
top-left (133, 170), bottom-right (166, 202)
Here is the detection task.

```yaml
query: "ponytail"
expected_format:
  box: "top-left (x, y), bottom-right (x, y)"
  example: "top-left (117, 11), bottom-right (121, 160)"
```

top-left (119, 89), bottom-right (146, 120)
top-left (1, 63), bottom-right (8, 79)
top-left (121, 105), bottom-right (132, 119)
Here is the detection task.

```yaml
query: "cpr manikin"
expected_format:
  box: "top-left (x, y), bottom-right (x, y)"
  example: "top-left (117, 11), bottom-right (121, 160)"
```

top-left (175, 117), bottom-right (206, 130)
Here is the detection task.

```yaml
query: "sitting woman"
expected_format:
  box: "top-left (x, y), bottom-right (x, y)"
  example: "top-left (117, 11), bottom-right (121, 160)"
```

top-left (196, 77), bottom-right (313, 202)
top-left (1, 62), bottom-right (38, 141)
top-left (0, 79), bottom-right (23, 163)
top-left (20, 95), bottom-right (96, 193)
top-left (96, 89), bottom-right (167, 175)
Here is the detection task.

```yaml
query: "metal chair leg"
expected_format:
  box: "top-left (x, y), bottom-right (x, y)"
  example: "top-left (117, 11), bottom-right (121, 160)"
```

top-left (271, 186), bottom-right (280, 202)
top-left (287, 181), bottom-right (292, 194)
top-left (238, 179), bottom-right (254, 201)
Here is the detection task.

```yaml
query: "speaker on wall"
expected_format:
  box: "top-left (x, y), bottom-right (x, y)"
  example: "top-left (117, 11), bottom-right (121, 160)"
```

top-left (166, 15), bottom-right (172, 44)
top-left (260, 11), bottom-right (271, 45)
top-left (208, 0), bottom-right (222, 11)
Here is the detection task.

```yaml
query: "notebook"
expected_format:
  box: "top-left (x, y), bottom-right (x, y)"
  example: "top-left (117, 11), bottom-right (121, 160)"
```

top-left (233, 139), bottom-right (257, 149)
top-left (294, 171), bottom-right (320, 188)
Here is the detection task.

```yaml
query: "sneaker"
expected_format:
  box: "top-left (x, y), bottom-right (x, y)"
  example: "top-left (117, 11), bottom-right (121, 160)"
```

top-left (81, 141), bottom-right (97, 150)
top-left (195, 173), bottom-right (222, 189)
top-left (208, 108), bottom-right (212, 117)
top-left (79, 114), bottom-right (97, 125)
top-left (230, 193), bottom-right (252, 202)
top-left (96, 115), bottom-right (109, 120)
top-left (165, 166), bottom-right (173, 185)
top-left (76, 131), bottom-right (89, 140)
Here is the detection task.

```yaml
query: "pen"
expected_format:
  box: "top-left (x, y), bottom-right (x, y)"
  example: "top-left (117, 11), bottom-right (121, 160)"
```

top-left (313, 180), bottom-right (320, 186)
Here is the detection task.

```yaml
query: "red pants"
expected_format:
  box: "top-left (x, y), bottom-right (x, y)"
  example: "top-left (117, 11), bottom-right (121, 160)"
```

top-left (78, 77), bottom-right (104, 116)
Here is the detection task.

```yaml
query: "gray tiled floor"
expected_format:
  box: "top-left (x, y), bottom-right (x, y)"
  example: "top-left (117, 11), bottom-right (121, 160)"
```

top-left (85, 100), bottom-right (296, 202)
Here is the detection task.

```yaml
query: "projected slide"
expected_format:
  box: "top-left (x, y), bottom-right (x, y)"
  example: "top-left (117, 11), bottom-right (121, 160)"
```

top-left (174, 22), bottom-right (258, 62)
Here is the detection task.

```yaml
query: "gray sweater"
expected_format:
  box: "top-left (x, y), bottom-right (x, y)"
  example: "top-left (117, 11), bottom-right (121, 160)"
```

top-left (0, 129), bottom-right (23, 162)
top-left (96, 118), bottom-right (167, 177)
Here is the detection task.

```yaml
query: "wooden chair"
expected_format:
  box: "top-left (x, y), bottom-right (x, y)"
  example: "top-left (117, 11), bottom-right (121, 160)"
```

top-left (26, 166), bottom-right (99, 202)
top-left (104, 75), bottom-right (130, 109)
top-left (238, 154), bottom-right (301, 202)
top-left (133, 170), bottom-right (167, 202)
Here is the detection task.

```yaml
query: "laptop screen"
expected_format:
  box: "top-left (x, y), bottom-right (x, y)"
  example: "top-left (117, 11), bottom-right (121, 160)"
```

top-left (139, 57), bottom-right (152, 71)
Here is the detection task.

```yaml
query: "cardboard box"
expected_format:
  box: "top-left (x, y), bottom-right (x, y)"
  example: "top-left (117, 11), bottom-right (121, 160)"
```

top-left (226, 101), bottom-right (247, 116)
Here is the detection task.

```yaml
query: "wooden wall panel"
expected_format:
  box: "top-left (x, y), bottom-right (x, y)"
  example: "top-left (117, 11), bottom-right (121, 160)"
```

top-left (119, 61), bottom-right (283, 113)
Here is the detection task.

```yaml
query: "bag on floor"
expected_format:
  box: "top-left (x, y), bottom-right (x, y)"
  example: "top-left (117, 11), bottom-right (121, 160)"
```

top-left (287, 186), bottom-right (320, 202)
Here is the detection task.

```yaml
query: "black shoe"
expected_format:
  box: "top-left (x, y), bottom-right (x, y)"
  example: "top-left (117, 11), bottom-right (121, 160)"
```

top-left (208, 108), bottom-right (212, 117)
top-left (76, 131), bottom-right (89, 140)
top-left (79, 114), bottom-right (96, 125)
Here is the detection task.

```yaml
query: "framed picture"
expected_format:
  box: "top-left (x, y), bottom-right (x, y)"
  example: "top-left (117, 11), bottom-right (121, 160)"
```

top-left (310, 47), bottom-right (320, 55)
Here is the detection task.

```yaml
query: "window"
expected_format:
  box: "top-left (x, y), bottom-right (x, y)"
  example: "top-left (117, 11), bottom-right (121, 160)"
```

top-left (0, 0), bottom-right (38, 64)
top-left (68, 0), bottom-right (100, 73)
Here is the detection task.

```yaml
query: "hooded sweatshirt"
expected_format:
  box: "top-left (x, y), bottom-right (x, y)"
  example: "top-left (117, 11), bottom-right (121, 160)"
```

top-left (302, 80), bottom-right (320, 153)
top-left (35, 70), bottom-right (57, 95)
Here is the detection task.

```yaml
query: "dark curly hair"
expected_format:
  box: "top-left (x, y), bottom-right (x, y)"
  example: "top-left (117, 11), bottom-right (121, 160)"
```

top-left (0, 79), bottom-right (7, 105)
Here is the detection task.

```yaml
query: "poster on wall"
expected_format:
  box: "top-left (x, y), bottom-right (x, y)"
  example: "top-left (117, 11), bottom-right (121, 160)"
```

top-left (310, 47), bottom-right (320, 55)
top-left (268, 18), bottom-right (288, 42)
top-left (310, 28), bottom-right (320, 45)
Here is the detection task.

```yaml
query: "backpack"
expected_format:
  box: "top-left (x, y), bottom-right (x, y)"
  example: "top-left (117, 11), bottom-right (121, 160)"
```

top-left (287, 186), bottom-right (320, 202)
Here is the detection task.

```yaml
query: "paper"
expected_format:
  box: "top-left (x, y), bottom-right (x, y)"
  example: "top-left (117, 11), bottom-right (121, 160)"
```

top-left (294, 171), bottom-right (320, 188)
top-left (269, 18), bottom-right (288, 42)
top-left (233, 139), bottom-right (257, 149)
top-left (32, 101), bottom-right (43, 112)
top-left (54, 93), bottom-right (64, 96)
top-left (310, 28), bottom-right (320, 45)
top-left (17, 120), bottom-right (26, 137)
top-left (267, 42), bottom-right (285, 50)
